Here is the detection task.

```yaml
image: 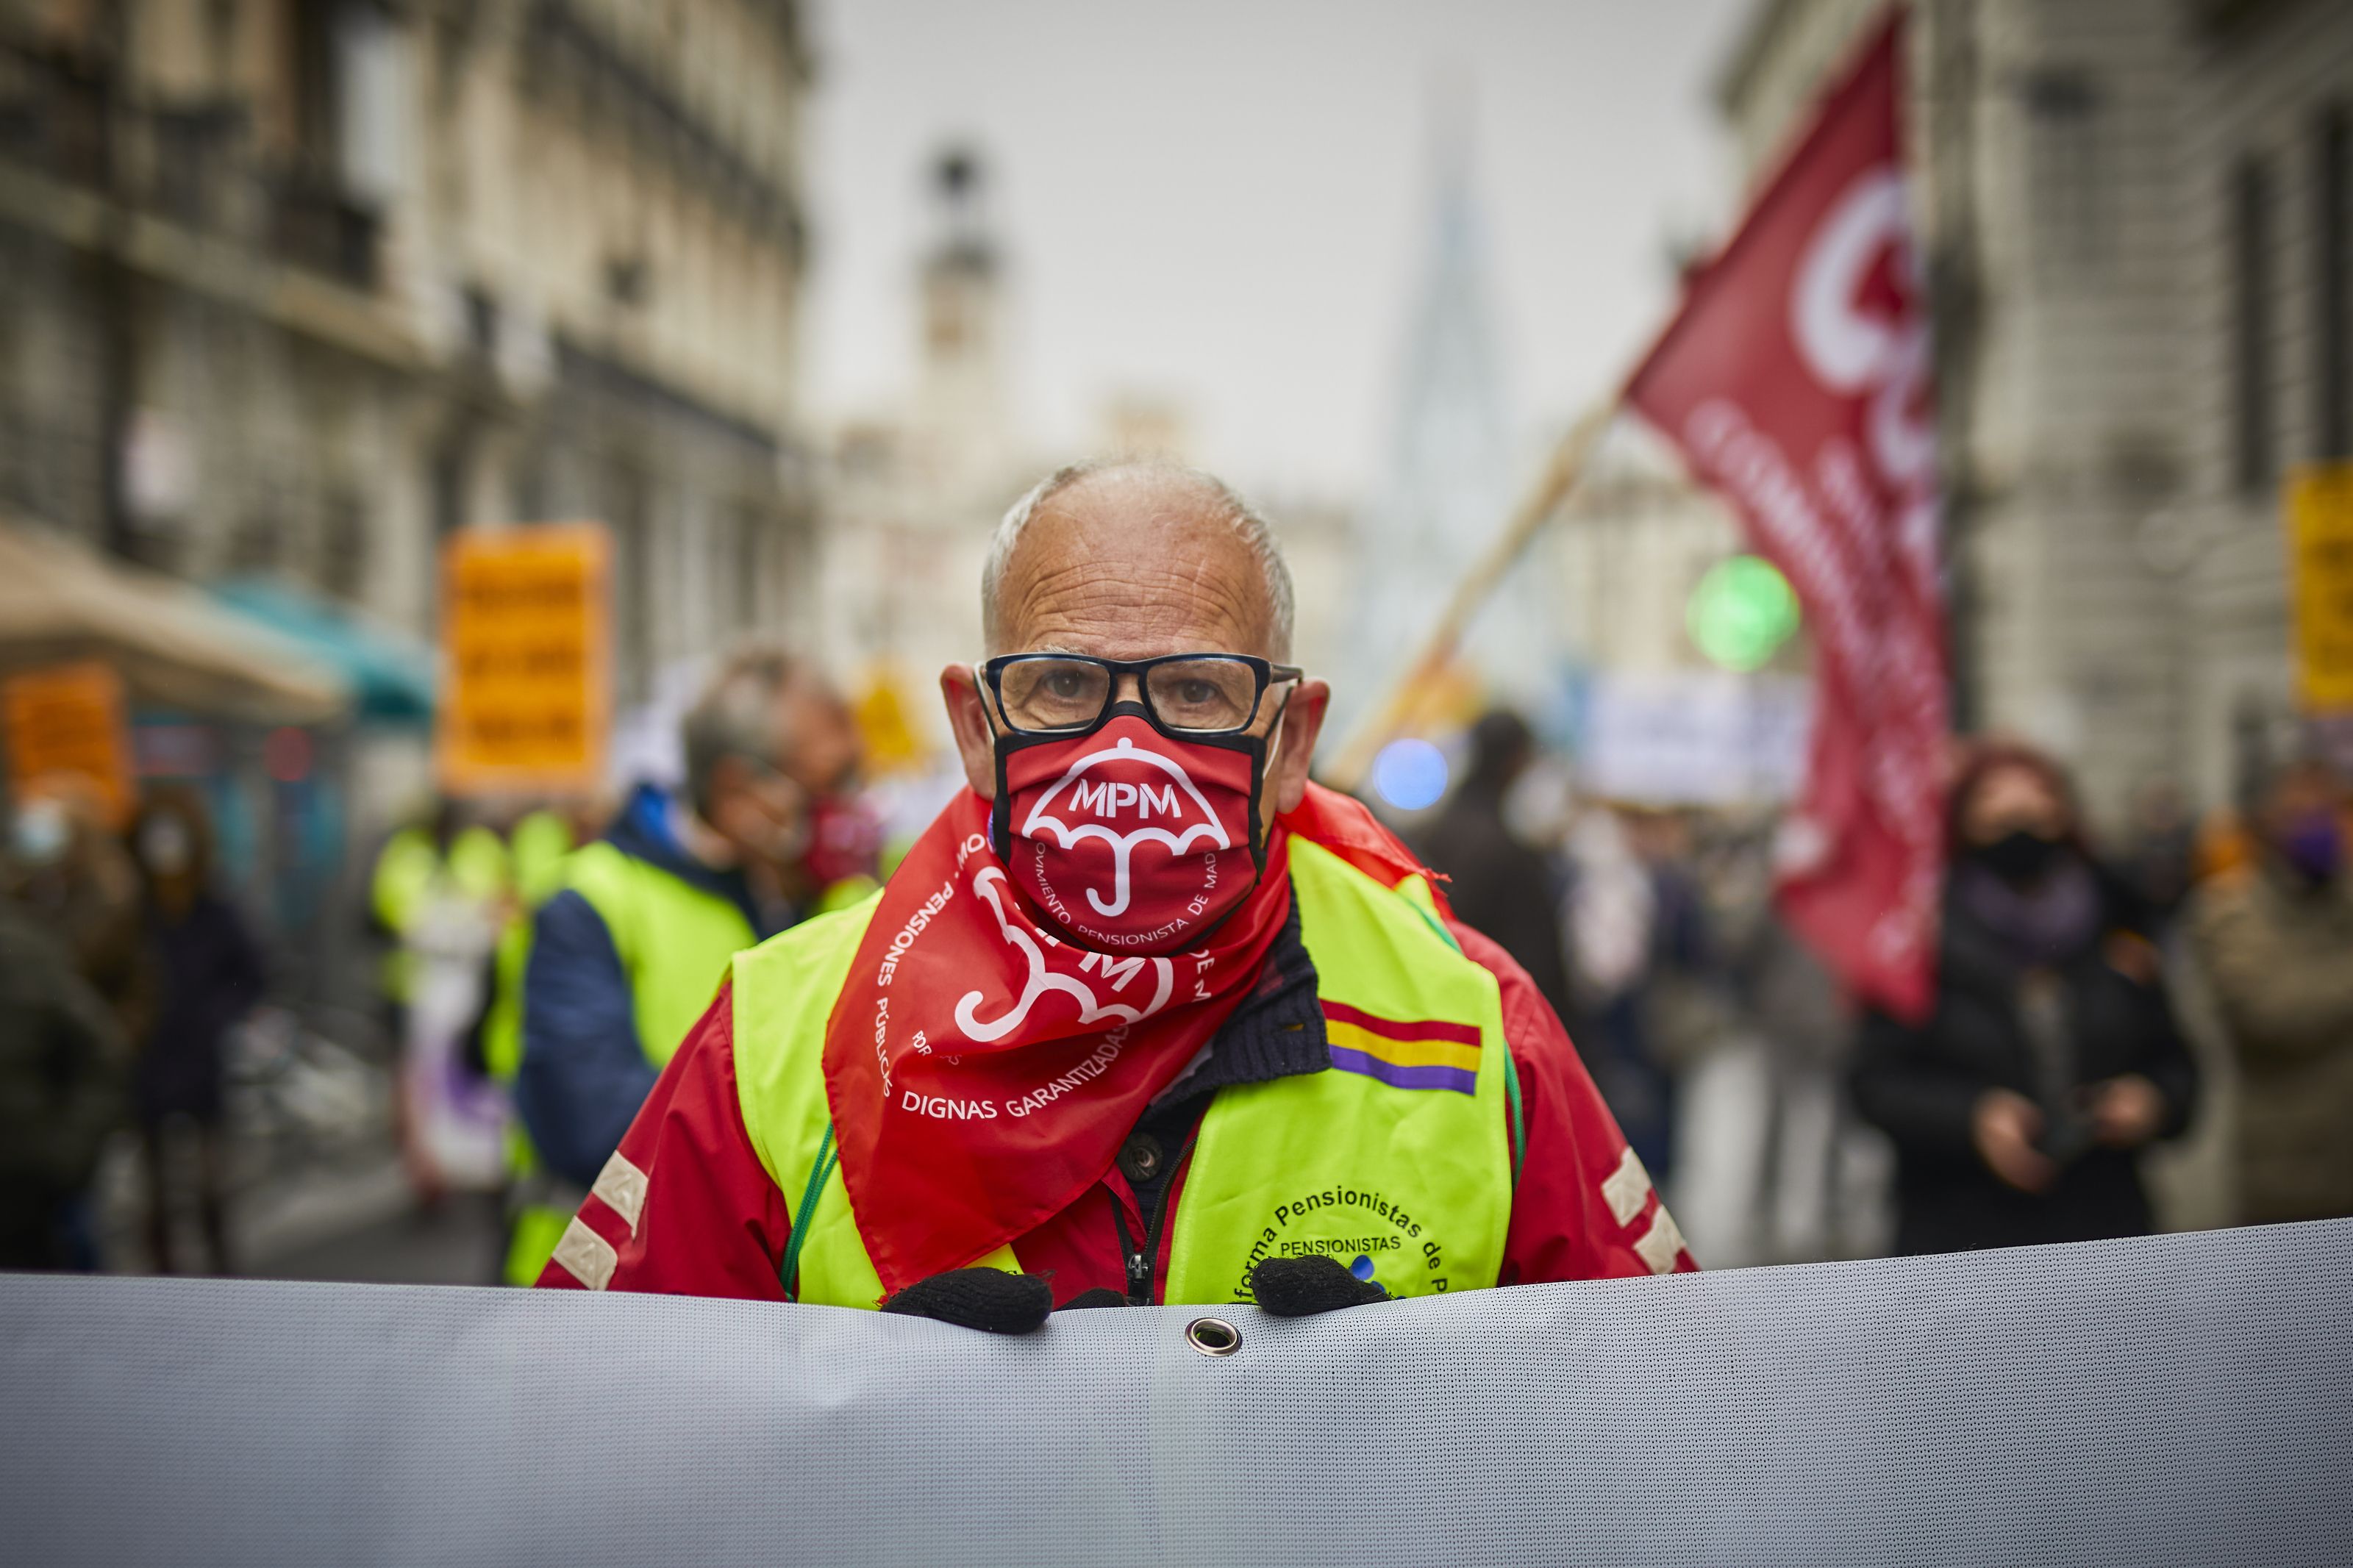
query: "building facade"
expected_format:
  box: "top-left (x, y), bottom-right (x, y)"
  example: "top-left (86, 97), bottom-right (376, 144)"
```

top-left (813, 151), bottom-right (1037, 763)
top-left (1716, 0), bottom-right (2353, 823)
top-left (0, 0), bottom-right (814, 731)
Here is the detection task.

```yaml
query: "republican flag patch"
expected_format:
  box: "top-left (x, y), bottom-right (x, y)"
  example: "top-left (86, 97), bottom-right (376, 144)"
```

top-left (1321, 1000), bottom-right (1480, 1095)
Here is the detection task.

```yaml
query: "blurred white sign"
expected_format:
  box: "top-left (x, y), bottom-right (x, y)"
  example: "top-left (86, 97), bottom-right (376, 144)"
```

top-left (1576, 670), bottom-right (1812, 806)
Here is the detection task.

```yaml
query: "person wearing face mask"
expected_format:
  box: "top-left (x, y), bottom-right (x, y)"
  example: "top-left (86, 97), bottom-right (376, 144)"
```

top-left (535, 459), bottom-right (1689, 1317)
top-left (125, 786), bottom-right (265, 1275)
top-left (0, 796), bottom-right (129, 1270)
top-left (1851, 744), bottom-right (2200, 1256)
top-left (2190, 756), bottom-right (2353, 1225)
top-left (504, 647), bottom-right (867, 1284)
top-left (4, 784), bottom-right (149, 1039)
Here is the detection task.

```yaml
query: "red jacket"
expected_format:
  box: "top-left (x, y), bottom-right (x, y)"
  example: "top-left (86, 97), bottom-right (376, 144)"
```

top-left (538, 915), bottom-right (1694, 1300)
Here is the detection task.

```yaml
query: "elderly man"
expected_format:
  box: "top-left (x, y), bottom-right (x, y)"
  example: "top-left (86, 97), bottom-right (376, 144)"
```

top-left (539, 462), bottom-right (1689, 1318)
top-left (506, 645), bottom-right (864, 1284)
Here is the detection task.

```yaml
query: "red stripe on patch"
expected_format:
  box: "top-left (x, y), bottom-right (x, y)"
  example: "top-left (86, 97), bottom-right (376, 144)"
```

top-left (1321, 998), bottom-right (1481, 1048)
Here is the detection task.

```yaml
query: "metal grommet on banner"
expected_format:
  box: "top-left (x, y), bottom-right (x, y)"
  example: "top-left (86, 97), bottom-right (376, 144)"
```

top-left (1185, 1317), bottom-right (1241, 1357)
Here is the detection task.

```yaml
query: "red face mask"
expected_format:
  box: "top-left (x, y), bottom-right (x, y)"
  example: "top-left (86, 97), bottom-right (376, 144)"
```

top-left (991, 708), bottom-right (1271, 952)
top-left (801, 793), bottom-right (883, 889)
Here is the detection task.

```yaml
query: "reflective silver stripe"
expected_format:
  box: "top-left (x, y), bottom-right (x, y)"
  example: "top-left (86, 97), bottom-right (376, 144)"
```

top-left (590, 1151), bottom-right (650, 1236)
top-left (551, 1218), bottom-right (618, 1291)
top-left (1600, 1146), bottom-right (1653, 1228)
top-left (1635, 1207), bottom-right (1686, 1275)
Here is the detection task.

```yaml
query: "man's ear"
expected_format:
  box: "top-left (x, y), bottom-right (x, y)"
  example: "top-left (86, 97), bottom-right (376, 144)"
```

top-left (940, 663), bottom-right (998, 798)
top-left (1268, 678), bottom-right (1330, 816)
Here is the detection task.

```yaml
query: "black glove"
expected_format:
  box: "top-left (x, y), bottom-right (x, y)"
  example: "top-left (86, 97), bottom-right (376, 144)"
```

top-left (1249, 1255), bottom-right (1390, 1317)
top-left (879, 1268), bottom-right (1054, 1334)
top-left (1057, 1287), bottom-right (1130, 1311)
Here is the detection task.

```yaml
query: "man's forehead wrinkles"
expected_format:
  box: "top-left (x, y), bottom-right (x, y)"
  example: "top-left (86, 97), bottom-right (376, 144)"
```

top-left (1015, 555), bottom-right (1245, 604)
top-left (1010, 565), bottom-right (1256, 629)
top-left (994, 484), bottom-right (1277, 659)
top-left (1013, 617), bottom-right (1260, 660)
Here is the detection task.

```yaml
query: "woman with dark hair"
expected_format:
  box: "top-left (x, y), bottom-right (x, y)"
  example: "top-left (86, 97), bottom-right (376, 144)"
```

top-left (129, 785), bottom-right (265, 1274)
top-left (1851, 743), bottom-right (2199, 1254)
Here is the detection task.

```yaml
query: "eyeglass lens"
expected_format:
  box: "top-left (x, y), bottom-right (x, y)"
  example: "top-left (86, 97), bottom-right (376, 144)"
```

top-left (997, 657), bottom-right (1263, 733)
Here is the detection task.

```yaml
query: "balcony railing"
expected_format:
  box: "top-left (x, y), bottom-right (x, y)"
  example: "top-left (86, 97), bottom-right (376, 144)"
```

top-left (0, 42), bottom-right (380, 293)
top-left (265, 173), bottom-right (380, 291)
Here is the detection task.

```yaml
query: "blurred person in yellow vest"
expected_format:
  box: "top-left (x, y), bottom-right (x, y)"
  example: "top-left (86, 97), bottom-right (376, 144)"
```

top-left (476, 798), bottom-right (595, 1084)
top-left (501, 648), bottom-right (871, 1283)
top-left (369, 800), bottom-right (511, 1016)
top-left (369, 800), bottom-right (511, 1196)
top-left (507, 806), bottom-right (579, 908)
top-left (476, 799), bottom-right (587, 1271)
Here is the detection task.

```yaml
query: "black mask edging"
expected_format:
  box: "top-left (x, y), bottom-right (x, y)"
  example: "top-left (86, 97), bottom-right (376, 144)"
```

top-left (1971, 828), bottom-right (2065, 888)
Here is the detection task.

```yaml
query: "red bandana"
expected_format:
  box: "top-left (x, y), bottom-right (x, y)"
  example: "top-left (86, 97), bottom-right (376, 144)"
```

top-left (821, 789), bottom-right (1288, 1292)
top-left (818, 781), bottom-right (1438, 1295)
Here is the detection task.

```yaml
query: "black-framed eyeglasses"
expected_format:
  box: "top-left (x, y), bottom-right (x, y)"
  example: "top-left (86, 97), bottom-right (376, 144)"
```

top-left (982, 653), bottom-right (1304, 737)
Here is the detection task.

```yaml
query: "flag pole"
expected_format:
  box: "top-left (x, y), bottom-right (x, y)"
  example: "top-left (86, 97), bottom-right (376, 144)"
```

top-left (1321, 398), bottom-right (1618, 794)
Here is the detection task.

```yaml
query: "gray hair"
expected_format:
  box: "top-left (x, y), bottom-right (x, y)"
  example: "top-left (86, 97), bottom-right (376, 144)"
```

top-left (980, 459), bottom-right (1297, 659)
top-left (680, 643), bottom-right (804, 818)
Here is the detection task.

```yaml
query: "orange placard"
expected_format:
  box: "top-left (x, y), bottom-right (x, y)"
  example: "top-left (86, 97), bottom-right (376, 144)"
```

top-left (435, 524), bottom-right (611, 797)
top-left (4, 661), bottom-right (133, 825)
top-left (2288, 465), bottom-right (2353, 712)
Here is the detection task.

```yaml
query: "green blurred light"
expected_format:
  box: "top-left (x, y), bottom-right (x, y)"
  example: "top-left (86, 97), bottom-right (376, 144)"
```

top-left (1687, 555), bottom-right (1800, 673)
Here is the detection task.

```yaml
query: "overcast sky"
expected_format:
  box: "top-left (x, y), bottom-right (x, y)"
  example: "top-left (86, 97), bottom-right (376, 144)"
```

top-left (801, 0), bottom-right (1749, 503)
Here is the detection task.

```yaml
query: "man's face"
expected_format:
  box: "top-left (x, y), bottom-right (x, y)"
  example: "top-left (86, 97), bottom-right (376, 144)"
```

top-left (940, 469), bottom-right (1330, 837)
top-left (785, 684), bottom-right (863, 800)
top-left (707, 751), bottom-right (808, 877)
top-left (710, 682), bottom-right (863, 880)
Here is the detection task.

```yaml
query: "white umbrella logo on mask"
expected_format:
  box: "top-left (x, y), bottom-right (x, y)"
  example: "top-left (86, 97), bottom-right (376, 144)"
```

top-left (1018, 737), bottom-right (1231, 916)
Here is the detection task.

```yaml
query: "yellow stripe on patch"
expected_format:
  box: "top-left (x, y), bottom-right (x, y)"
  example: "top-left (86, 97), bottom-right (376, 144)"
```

top-left (1325, 1020), bottom-right (1482, 1073)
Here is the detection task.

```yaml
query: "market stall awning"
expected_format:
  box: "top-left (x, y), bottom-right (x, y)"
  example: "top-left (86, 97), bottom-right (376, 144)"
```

top-left (212, 577), bottom-right (435, 723)
top-left (0, 522), bottom-right (349, 725)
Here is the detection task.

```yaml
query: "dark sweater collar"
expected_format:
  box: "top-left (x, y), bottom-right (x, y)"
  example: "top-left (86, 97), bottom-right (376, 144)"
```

top-left (1155, 877), bottom-right (1329, 1104)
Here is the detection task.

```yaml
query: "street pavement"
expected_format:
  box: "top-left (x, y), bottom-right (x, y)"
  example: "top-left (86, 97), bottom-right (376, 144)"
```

top-left (254, 1191), bottom-right (506, 1286)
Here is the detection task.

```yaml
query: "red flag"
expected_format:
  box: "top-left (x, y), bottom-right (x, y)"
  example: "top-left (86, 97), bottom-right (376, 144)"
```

top-left (1625, 14), bottom-right (1946, 1020)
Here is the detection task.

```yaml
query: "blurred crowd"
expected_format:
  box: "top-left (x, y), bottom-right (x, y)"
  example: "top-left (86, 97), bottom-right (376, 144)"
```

top-left (0, 642), bottom-right (896, 1281)
top-left (1411, 709), bottom-right (2353, 1267)
top-left (6, 665), bottom-right (2351, 1281)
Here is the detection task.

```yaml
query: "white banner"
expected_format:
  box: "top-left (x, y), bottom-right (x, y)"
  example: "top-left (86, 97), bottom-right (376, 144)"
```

top-left (3, 1222), bottom-right (2349, 1565)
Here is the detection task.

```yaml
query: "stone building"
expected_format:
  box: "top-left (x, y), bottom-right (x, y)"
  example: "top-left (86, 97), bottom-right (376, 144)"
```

top-left (811, 149), bottom-right (1359, 769)
top-left (0, 0), bottom-right (814, 727)
top-left (1715, 0), bottom-right (2353, 822)
top-left (816, 149), bottom-right (1033, 753)
top-left (2170, 0), bottom-right (2353, 801)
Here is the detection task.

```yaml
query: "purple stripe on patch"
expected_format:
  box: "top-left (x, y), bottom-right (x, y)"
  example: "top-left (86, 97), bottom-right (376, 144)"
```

top-left (1329, 1044), bottom-right (1477, 1096)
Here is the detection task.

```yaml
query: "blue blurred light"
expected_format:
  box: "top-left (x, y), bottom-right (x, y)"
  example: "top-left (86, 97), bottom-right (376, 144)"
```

top-left (1371, 737), bottom-right (1449, 812)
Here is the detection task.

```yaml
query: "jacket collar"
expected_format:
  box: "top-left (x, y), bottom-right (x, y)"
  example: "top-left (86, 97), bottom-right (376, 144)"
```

top-left (604, 782), bottom-right (784, 937)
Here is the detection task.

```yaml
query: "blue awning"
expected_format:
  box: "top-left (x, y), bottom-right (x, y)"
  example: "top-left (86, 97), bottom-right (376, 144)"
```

top-left (210, 577), bottom-right (435, 723)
